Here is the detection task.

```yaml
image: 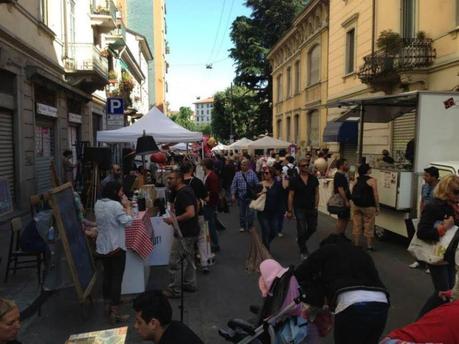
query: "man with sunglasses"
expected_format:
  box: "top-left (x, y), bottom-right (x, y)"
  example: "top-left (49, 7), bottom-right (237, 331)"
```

top-left (287, 158), bottom-right (320, 259)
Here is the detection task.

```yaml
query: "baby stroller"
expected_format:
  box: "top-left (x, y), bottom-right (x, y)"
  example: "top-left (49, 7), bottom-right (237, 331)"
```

top-left (219, 260), bottom-right (320, 344)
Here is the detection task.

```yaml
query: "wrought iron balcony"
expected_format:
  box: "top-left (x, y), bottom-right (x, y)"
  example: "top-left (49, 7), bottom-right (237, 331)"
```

top-left (90, 0), bottom-right (117, 32)
top-left (64, 44), bottom-right (109, 93)
top-left (358, 38), bottom-right (436, 86)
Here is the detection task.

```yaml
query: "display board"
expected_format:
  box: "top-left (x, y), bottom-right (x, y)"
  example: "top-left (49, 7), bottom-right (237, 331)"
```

top-left (0, 178), bottom-right (13, 216)
top-left (50, 183), bottom-right (96, 302)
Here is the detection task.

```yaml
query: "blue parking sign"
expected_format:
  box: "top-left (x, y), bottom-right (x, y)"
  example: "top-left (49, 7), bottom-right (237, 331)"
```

top-left (107, 97), bottom-right (124, 115)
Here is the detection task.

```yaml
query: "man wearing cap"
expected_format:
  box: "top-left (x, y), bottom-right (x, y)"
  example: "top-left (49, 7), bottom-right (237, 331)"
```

top-left (421, 166), bottom-right (440, 212)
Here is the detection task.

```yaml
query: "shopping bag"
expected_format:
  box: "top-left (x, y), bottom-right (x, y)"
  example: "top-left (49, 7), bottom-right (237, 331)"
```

top-left (407, 225), bottom-right (459, 264)
top-left (246, 228), bottom-right (272, 273)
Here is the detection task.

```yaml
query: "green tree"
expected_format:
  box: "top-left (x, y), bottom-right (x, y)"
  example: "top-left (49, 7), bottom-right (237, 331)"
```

top-left (170, 106), bottom-right (196, 131)
top-left (230, 0), bottom-right (306, 132)
top-left (212, 85), bottom-right (262, 140)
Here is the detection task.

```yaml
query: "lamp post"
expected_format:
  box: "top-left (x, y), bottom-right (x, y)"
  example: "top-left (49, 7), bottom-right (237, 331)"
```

top-left (229, 82), bottom-right (234, 143)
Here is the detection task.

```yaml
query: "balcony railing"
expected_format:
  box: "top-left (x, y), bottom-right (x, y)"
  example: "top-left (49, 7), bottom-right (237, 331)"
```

top-left (90, 0), bottom-right (117, 30)
top-left (65, 44), bottom-right (108, 78)
top-left (358, 38), bottom-right (436, 85)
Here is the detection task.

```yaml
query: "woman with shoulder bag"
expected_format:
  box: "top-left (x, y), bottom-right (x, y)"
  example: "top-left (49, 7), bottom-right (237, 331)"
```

top-left (332, 159), bottom-right (351, 236)
top-left (94, 181), bottom-right (133, 324)
top-left (417, 175), bottom-right (459, 317)
top-left (256, 167), bottom-right (283, 251)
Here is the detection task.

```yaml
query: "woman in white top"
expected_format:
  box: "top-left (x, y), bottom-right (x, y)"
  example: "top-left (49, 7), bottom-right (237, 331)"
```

top-left (94, 181), bottom-right (133, 324)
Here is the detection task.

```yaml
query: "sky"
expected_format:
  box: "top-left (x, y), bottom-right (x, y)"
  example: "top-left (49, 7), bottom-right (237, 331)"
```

top-left (166, 0), bottom-right (250, 112)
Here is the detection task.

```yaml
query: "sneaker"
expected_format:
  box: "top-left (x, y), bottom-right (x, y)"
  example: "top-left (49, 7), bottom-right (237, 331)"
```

top-left (183, 285), bottom-right (198, 293)
top-left (300, 253), bottom-right (308, 260)
top-left (367, 246), bottom-right (375, 252)
top-left (201, 267), bottom-right (210, 274)
top-left (425, 268), bottom-right (431, 274)
top-left (239, 228), bottom-right (245, 232)
top-left (277, 232), bottom-right (284, 238)
top-left (409, 261), bottom-right (420, 269)
top-left (162, 288), bottom-right (181, 299)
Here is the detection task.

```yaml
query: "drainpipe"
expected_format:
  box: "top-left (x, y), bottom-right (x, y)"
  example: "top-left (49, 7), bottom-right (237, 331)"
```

top-left (63, 0), bottom-right (69, 59)
top-left (372, 0), bottom-right (376, 62)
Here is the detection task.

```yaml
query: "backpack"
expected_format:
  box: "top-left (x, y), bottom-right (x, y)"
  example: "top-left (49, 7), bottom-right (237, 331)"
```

top-left (351, 177), bottom-right (371, 206)
top-left (287, 165), bottom-right (298, 179)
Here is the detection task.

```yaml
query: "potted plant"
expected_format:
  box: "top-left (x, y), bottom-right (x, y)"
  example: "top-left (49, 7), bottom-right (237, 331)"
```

top-left (108, 70), bottom-right (118, 83)
top-left (377, 30), bottom-right (402, 71)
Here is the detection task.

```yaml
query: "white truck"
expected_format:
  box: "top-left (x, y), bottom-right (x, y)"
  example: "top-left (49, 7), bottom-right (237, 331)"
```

top-left (330, 91), bottom-right (459, 238)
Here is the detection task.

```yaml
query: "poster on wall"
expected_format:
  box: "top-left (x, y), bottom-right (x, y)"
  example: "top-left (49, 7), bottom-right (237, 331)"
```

top-left (0, 178), bottom-right (13, 216)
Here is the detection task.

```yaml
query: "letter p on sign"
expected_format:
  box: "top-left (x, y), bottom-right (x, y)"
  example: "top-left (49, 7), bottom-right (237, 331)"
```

top-left (107, 97), bottom-right (124, 115)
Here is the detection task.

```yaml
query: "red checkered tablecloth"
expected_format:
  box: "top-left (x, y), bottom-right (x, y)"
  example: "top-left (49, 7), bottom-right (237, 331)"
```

top-left (125, 211), bottom-right (154, 259)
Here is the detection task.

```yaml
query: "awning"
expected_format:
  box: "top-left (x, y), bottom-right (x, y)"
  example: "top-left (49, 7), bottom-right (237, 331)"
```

top-left (323, 121), bottom-right (358, 143)
top-left (328, 91), bottom-right (418, 123)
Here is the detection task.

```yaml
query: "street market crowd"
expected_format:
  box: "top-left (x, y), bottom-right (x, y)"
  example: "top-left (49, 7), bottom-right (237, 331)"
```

top-left (3, 148), bottom-right (459, 344)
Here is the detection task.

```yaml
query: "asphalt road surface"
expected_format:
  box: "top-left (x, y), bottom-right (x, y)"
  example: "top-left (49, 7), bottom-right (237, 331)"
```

top-left (20, 208), bottom-right (432, 343)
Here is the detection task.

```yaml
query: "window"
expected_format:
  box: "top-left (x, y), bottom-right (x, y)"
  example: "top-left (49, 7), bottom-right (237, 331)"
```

top-left (345, 29), bottom-right (356, 74)
top-left (276, 74), bottom-right (282, 102)
top-left (294, 61), bottom-right (300, 94)
top-left (308, 45), bottom-right (320, 85)
top-left (286, 117), bottom-right (291, 142)
top-left (277, 120), bottom-right (282, 139)
top-left (40, 0), bottom-right (48, 25)
top-left (294, 114), bottom-right (300, 143)
top-left (402, 0), bottom-right (416, 38)
top-left (286, 67), bottom-right (292, 97)
top-left (207, 110), bottom-right (209, 115)
top-left (307, 111), bottom-right (320, 147)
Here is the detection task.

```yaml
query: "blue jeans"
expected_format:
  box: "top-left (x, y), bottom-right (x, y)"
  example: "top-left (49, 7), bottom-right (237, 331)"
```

top-left (334, 302), bottom-right (389, 344)
top-left (294, 208), bottom-right (318, 254)
top-left (419, 263), bottom-right (455, 317)
top-left (257, 211), bottom-right (280, 250)
top-left (203, 205), bottom-right (219, 248)
top-left (238, 198), bottom-right (255, 230)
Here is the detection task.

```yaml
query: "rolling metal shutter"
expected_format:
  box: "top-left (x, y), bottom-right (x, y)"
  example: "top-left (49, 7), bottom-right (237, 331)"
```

top-left (35, 120), bottom-right (55, 194)
top-left (0, 109), bottom-right (15, 204)
top-left (392, 113), bottom-right (416, 159)
top-left (340, 142), bottom-right (358, 165)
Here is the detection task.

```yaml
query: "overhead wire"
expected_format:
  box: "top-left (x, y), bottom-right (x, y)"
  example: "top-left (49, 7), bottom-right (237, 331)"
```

top-left (212, 0), bottom-right (236, 64)
top-left (207, 0), bottom-right (227, 65)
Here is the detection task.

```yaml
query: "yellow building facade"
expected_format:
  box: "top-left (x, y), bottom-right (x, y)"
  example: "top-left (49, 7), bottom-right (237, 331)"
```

top-left (271, 0), bottom-right (459, 162)
top-left (268, 0), bottom-right (329, 155)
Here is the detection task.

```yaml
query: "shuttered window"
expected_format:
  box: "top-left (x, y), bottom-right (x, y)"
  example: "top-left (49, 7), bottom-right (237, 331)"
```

top-left (392, 113), bottom-right (416, 161)
top-left (307, 110), bottom-right (320, 147)
top-left (35, 120), bottom-right (55, 194)
top-left (0, 109), bottom-right (15, 205)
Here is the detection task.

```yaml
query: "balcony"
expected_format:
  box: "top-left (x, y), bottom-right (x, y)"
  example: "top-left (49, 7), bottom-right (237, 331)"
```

top-left (90, 0), bottom-right (117, 33)
top-left (358, 38), bottom-right (436, 90)
top-left (64, 44), bottom-right (109, 94)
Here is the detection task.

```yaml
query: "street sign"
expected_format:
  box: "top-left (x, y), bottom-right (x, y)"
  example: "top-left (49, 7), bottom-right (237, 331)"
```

top-left (107, 97), bottom-right (124, 114)
top-left (106, 97), bottom-right (124, 129)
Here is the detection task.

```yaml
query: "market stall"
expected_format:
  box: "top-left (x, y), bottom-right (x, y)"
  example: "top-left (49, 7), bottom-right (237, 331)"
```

top-left (247, 136), bottom-right (291, 151)
top-left (228, 137), bottom-right (254, 151)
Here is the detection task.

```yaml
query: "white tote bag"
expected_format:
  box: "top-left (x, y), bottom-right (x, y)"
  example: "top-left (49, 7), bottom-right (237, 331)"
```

top-left (407, 225), bottom-right (459, 264)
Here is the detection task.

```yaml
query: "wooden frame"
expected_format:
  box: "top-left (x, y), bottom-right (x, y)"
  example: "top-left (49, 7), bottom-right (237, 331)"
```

top-left (49, 182), bottom-right (96, 303)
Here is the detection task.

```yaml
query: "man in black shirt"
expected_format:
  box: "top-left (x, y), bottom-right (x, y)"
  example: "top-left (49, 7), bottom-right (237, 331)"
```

top-left (163, 170), bottom-right (200, 298)
top-left (287, 158), bottom-right (320, 259)
top-left (333, 159), bottom-right (351, 235)
top-left (133, 291), bottom-right (204, 344)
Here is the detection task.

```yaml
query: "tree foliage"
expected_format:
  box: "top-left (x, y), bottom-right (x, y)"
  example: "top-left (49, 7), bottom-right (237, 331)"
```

top-left (229, 0), bottom-right (306, 133)
top-left (170, 106), bottom-right (212, 135)
top-left (212, 85), bottom-right (262, 141)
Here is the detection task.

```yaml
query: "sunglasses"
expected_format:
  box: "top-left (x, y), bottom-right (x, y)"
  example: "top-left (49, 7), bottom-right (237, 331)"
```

top-left (263, 172), bottom-right (271, 175)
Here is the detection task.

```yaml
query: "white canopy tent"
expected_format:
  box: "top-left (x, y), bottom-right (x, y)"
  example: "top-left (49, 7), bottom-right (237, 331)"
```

top-left (96, 107), bottom-right (202, 143)
top-left (211, 143), bottom-right (230, 152)
top-left (248, 136), bottom-right (292, 149)
top-left (228, 138), bottom-right (254, 150)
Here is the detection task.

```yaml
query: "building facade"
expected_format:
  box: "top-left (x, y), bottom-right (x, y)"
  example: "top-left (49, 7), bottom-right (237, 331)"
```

top-left (193, 97), bottom-right (214, 125)
top-left (125, 0), bottom-right (168, 113)
top-left (268, 0), bottom-right (329, 155)
top-left (270, 0), bottom-right (459, 163)
top-left (0, 0), bottom-right (152, 219)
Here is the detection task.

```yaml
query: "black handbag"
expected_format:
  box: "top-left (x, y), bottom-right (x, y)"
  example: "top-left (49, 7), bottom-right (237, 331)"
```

top-left (241, 173), bottom-right (259, 200)
top-left (444, 230), bottom-right (459, 265)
